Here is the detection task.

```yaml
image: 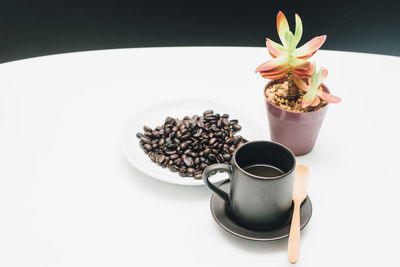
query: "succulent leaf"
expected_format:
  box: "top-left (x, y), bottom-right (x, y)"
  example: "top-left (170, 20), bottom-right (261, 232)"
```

top-left (302, 90), bottom-right (317, 108)
top-left (320, 69), bottom-right (328, 83)
top-left (293, 35), bottom-right (327, 59)
top-left (266, 38), bottom-right (284, 58)
top-left (310, 64), bottom-right (318, 87)
top-left (293, 76), bottom-right (308, 92)
top-left (255, 55), bottom-right (289, 73)
top-left (311, 96), bottom-right (321, 107)
top-left (277, 11), bottom-right (290, 46)
top-left (318, 91), bottom-right (342, 103)
top-left (293, 13), bottom-right (303, 47)
top-left (260, 70), bottom-right (289, 80)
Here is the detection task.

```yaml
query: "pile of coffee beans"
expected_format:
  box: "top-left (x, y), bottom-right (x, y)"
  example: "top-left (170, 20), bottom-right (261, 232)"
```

top-left (137, 110), bottom-right (248, 179)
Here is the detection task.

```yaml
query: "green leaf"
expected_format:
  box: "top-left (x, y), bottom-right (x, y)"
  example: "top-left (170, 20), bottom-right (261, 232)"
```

top-left (293, 13), bottom-right (303, 47)
top-left (285, 31), bottom-right (296, 51)
top-left (316, 67), bottom-right (323, 86)
top-left (310, 63), bottom-right (318, 86)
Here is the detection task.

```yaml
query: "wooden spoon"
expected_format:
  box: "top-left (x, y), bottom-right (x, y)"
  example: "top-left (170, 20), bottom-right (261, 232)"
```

top-left (288, 164), bottom-right (310, 264)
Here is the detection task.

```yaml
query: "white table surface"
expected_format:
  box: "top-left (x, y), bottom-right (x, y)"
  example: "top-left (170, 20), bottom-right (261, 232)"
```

top-left (0, 47), bottom-right (399, 266)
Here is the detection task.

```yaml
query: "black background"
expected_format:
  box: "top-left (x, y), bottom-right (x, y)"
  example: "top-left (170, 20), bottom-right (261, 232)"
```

top-left (0, 0), bottom-right (399, 63)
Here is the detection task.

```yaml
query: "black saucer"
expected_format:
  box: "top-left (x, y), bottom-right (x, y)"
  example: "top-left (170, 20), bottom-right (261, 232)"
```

top-left (210, 181), bottom-right (312, 241)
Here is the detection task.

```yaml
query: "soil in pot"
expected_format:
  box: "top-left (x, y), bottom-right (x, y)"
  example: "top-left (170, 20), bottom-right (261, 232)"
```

top-left (265, 81), bottom-right (327, 113)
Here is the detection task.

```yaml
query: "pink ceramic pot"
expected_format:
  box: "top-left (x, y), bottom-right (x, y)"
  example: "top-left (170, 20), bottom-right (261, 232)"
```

top-left (264, 80), bottom-right (330, 156)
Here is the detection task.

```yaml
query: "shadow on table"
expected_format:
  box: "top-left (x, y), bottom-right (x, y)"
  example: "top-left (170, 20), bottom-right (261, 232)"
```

top-left (214, 222), bottom-right (311, 254)
top-left (120, 154), bottom-right (214, 202)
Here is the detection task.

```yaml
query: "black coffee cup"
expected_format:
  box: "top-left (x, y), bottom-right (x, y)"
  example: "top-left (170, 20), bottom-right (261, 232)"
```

top-left (203, 141), bottom-right (296, 230)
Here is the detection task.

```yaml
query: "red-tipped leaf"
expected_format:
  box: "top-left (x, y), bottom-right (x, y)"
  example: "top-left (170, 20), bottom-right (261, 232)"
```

top-left (266, 38), bottom-right (284, 58)
top-left (260, 70), bottom-right (289, 80)
top-left (294, 35), bottom-right (327, 59)
top-left (293, 76), bottom-right (309, 92)
top-left (318, 91), bottom-right (341, 103)
top-left (310, 96), bottom-right (320, 106)
top-left (255, 56), bottom-right (288, 73)
top-left (277, 11), bottom-right (290, 46)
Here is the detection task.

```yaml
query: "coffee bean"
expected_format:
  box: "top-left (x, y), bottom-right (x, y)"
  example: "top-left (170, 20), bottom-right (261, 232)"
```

top-left (166, 150), bottom-right (176, 155)
top-left (208, 154), bottom-right (216, 162)
top-left (165, 117), bottom-right (174, 124)
top-left (211, 125), bottom-right (219, 132)
top-left (184, 157), bottom-right (193, 167)
top-left (200, 139), bottom-right (208, 145)
top-left (233, 124), bottom-right (242, 131)
top-left (212, 149), bottom-right (219, 155)
top-left (203, 109), bottom-right (214, 116)
top-left (204, 115), bottom-right (216, 121)
top-left (209, 138), bottom-right (217, 145)
top-left (158, 139), bottom-right (165, 146)
top-left (223, 154), bottom-right (231, 161)
top-left (166, 137), bottom-right (173, 145)
top-left (143, 125), bottom-right (152, 132)
top-left (140, 136), bottom-right (151, 143)
top-left (217, 154), bottom-right (224, 163)
top-left (194, 173), bottom-right (203, 179)
top-left (187, 168), bottom-right (195, 174)
top-left (167, 143), bottom-right (177, 149)
top-left (136, 132), bottom-right (144, 138)
top-left (174, 158), bottom-right (183, 165)
top-left (189, 152), bottom-right (198, 158)
top-left (179, 142), bottom-right (188, 150)
top-left (156, 155), bottom-right (166, 164)
top-left (169, 165), bottom-right (179, 172)
top-left (193, 129), bottom-right (202, 137)
top-left (170, 154), bottom-right (179, 160)
top-left (203, 148), bottom-right (211, 156)
top-left (180, 134), bottom-right (190, 141)
top-left (148, 152), bottom-right (157, 162)
top-left (143, 144), bottom-right (152, 151)
top-left (152, 132), bottom-right (160, 138)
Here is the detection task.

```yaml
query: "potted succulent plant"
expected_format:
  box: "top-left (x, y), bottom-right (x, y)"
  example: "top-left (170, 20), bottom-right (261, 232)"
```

top-left (256, 11), bottom-right (341, 155)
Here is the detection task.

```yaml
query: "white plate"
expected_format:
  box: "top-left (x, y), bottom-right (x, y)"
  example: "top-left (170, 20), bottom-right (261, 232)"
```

top-left (121, 99), bottom-right (265, 185)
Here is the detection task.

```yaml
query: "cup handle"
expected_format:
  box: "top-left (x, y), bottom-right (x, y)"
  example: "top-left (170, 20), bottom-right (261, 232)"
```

top-left (202, 164), bottom-right (232, 203)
